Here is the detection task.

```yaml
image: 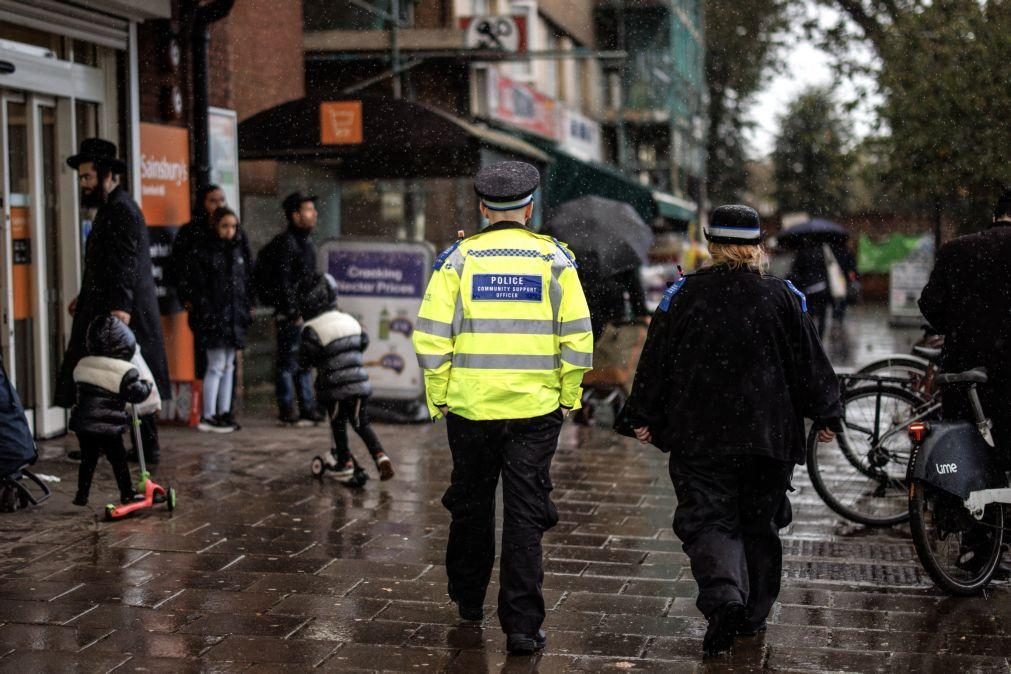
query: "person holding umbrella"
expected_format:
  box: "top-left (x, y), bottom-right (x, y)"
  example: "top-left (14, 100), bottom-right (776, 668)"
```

top-left (545, 196), bottom-right (653, 341)
top-left (616, 205), bottom-right (841, 658)
top-left (780, 218), bottom-right (850, 337)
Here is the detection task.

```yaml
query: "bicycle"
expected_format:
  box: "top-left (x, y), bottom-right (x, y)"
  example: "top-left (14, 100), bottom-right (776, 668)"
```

top-left (806, 372), bottom-right (942, 527)
top-left (906, 367), bottom-right (1009, 596)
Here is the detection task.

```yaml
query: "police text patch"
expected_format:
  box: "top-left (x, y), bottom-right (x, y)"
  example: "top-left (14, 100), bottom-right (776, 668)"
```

top-left (471, 274), bottom-right (543, 302)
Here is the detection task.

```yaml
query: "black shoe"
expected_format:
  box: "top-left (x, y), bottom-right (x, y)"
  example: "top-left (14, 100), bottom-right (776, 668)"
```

top-left (67, 450), bottom-right (82, 462)
top-left (278, 408), bottom-right (300, 425)
top-left (198, 416), bottom-right (234, 434)
top-left (458, 604), bottom-right (483, 623)
top-left (219, 412), bottom-right (241, 431)
top-left (506, 630), bottom-right (546, 655)
top-left (72, 493), bottom-right (88, 506)
top-left (737, 621), bottom-right (767, 636)
top-left (120, 493), bottom-right (142, 505)
top-left (300, 408), bottom-right (325, 425)
top-left (703, 601), bottom-right (745, 658)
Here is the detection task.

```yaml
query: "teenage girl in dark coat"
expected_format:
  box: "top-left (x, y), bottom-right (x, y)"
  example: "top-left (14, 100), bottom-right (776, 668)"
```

top-left (188, 207), bottom-right (253, 432)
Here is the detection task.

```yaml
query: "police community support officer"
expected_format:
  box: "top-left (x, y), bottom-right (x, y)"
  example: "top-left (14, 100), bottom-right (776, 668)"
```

top-left (412, 161), bottom-right (593, 655)
top-left (616, 205), bottom-right (842, 658)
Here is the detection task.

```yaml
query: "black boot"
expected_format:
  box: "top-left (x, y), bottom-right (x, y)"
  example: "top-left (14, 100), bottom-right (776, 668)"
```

top-left (111, 459), bottom-right (137, 504)
top-left (74, 470), bottom-right (93, 507)
top-left (703, 601), bottom-right (745, 657)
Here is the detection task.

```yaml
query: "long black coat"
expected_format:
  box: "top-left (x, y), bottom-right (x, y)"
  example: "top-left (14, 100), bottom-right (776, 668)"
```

top-left (298, 310), bottom-right (372, 405)
top-left (919, 223), bottom-right (1011, 445)
top-left (55, 186), bottom-right (170, 408)
top-left (189, 236), bottom-right (253, 349)
top-left (617, 266), bottom-right (842, 465)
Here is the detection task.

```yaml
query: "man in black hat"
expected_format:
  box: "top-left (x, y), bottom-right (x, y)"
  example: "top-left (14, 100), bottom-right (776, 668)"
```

top-left (56, 138), bottom-right (170, 465)
top-left (413, 161), bottom-right (593, 655)
top-left (256, 192), bottom-right (323, 425)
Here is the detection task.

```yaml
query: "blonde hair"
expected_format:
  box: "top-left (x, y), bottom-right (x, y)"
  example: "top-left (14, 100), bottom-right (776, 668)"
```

top-left (706, 242), bottom-right (768, 272)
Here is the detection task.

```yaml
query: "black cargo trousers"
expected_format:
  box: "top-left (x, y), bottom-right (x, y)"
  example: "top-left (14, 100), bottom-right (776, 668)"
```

top-left (668, 454), bottom-right (794, 631)
top-left (443, 408), bottom-right (563, 635)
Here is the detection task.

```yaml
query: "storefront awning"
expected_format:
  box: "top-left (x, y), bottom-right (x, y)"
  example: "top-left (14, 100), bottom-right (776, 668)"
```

top-left (510, 136), bottom-right (657, 223)
top-left (238, 97), bottom-right (548, 179)
top-left (652, 190), bottom-right (697, 223)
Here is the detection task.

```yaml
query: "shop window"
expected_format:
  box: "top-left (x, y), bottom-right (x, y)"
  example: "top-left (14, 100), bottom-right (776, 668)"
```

top-left (71, 39), bottom-right (98, 66)
top-left (75, 100), bottom-right (100, 144)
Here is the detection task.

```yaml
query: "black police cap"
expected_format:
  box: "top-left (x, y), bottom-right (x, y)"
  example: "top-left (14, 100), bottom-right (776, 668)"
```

top-left (474, 161), bottom-right (540, 210)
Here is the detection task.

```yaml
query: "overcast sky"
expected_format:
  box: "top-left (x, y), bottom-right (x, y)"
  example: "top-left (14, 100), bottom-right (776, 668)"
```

top-left (745, 4), bottom-right (879, 160)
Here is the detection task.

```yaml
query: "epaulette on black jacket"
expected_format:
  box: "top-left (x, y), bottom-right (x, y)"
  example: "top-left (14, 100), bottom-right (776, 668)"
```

top-left (617, 266), bottom-right (842, 465)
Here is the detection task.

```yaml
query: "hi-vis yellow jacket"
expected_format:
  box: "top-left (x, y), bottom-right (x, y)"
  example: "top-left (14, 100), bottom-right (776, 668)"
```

top-left (412, 222), bottom-right (593, 420)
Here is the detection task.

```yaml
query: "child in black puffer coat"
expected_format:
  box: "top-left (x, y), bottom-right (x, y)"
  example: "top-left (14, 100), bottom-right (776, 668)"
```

top-left (70, 316), bottom-right (153, 506)
top-left (299, 273), bottom-right (394, 486)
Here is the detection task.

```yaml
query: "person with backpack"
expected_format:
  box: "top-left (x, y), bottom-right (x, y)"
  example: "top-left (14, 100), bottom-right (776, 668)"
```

top-left (254, 192), bottom-right (323, 426)
top-left (298, 273), bottom-right (394, 486)
top-left (188, 207), bottom-right (252, 432)
top-left (69, 316), bottom-right (153, 506)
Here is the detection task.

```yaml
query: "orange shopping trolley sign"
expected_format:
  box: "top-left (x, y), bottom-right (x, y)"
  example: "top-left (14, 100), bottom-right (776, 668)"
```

top-left (320, 101), bottom-right (363, 145)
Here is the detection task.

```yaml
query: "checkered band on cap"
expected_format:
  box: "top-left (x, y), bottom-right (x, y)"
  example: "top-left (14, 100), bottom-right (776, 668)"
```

top-left (705, 205), bottom-right (762, 245)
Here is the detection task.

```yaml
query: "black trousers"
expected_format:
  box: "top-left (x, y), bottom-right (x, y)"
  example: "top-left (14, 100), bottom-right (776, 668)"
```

top-left (669, 454), bottom-right (793, 628)
top-left (77, 432), bottom-right (134, 501)
top-left (443, 409), bottom-right (563, 635)
top-left (327, 397), bottom-right (385, 463)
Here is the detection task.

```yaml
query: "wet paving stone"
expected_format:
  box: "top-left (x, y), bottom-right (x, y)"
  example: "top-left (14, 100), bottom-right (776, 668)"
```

top-left (1, 311), bottom-right (1009, 671)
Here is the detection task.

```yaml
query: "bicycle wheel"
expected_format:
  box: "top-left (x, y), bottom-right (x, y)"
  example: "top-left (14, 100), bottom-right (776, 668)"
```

top-left (807, 385), bottom-right (921, 526)
top-left (909, 475), bottom-right (1004, 596)
top-left (856, 356), bottom-right (929, 388)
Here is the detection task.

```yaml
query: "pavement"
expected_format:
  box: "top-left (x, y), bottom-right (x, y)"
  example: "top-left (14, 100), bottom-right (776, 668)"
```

top-left (1, 305), bottom-right (1010, 672)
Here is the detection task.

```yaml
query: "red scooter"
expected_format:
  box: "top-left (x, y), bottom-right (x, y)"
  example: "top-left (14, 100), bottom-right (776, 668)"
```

top-left (105, 407), bottom-right (176, 520)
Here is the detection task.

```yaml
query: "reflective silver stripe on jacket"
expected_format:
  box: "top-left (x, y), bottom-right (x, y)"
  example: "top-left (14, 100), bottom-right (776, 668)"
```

top-left (416, 317), bottom-right (453, 338)
top-left (560, 346), bottom-right (593, 368)
top-left (416, 353), bottom-right (453, 368)
top-left (558, 317), bottom-right (592, 336)
top-left (453, 354), bottom-right (561, 370)
top-left (459, 318), bottom-right (556, 335)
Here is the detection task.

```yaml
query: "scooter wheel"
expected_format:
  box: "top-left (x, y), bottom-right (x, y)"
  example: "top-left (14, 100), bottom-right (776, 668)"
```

top-left (166, 486), bottom-right (176, 512)
top-left (104, 504), bottom-right (115, 521)
top-left (310, 457), bottom-right (325, 478)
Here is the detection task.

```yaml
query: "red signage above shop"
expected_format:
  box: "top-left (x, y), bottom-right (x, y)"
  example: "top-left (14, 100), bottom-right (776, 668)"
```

top-left (321, 101), bottom-right (363, 145)
top-left (487, 69), bottom-right (559, 140)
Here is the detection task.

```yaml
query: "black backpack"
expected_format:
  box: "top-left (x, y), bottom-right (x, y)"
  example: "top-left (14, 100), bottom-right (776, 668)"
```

top-left (253, 234), bottom-right (285, 307)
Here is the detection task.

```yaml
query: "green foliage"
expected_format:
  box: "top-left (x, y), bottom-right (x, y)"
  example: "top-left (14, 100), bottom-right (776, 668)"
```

top-left (772, 87), bottom-right (854, 215)
top-left (705, 0), bottom-right (791, 205)
top-left (816, 0), bottom-right (1011, 228)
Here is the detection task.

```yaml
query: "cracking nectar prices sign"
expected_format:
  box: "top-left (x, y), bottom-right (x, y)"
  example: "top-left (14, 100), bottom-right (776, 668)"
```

top-left (321, 240), bottom-right (433, 400)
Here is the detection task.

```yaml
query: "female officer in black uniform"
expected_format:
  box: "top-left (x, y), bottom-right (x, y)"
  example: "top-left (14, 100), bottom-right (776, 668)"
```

top-left (616, 205), bottom-right (842, 658)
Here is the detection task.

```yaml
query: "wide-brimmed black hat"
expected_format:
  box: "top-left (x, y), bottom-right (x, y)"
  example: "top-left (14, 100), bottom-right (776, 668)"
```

top-left (66, 138), bottom-right (127, 173)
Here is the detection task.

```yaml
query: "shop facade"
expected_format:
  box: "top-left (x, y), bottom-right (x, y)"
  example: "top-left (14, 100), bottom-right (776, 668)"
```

top-left (0, 1), bottom-right (170, 437)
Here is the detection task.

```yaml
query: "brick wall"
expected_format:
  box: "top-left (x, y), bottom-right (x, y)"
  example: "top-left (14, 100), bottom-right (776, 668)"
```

top-left (214, 0), bottom-right (305, 122)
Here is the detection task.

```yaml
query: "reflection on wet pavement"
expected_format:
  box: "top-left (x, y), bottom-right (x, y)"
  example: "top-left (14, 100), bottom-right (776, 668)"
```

top-left (0, 305), bottom-right (1008, 671)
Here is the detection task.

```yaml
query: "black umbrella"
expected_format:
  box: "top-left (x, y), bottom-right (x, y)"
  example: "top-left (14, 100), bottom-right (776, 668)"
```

top-left (545, 196), bottom-right (654, 274)
top-left (777, 218), bottom-right (849, 248)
